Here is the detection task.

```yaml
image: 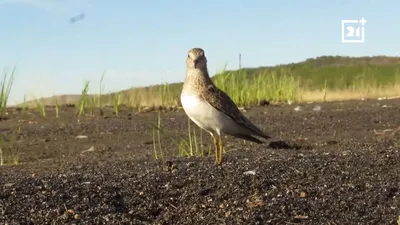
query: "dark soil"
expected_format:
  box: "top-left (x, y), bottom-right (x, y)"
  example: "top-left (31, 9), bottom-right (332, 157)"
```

top-left (0, 99), bottom-right (399, 225)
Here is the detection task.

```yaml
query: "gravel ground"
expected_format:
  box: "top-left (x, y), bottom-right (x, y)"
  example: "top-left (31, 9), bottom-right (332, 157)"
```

top-left (0, 99), bottom-right (399, 225)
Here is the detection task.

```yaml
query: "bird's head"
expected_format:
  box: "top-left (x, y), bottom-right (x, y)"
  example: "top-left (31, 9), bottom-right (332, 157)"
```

top-left (187, 48), bottom-right (207, 69)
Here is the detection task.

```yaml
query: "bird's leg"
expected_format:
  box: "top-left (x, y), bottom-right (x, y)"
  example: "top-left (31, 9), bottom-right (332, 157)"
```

top-left (221, 135), bottom-right (226, 154)
top-left (213, 135), bottom-right (220, 164)
top-left (218, 135), bottom-right (224, 164)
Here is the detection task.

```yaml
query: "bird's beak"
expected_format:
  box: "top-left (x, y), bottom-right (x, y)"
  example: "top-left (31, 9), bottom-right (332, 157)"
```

top-left (193, 59), bottom-right (198, 68)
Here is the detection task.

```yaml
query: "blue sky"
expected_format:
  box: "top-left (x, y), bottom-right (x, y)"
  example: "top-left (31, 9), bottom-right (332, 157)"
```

top-left (1, 0), bottom-right (399, 104)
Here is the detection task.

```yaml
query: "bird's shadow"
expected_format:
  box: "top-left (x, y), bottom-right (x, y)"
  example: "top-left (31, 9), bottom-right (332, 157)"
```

top-left (268, 140), bottom-right (302, 150)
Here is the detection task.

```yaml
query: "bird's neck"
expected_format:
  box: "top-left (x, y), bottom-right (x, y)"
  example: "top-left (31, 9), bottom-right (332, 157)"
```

top-left (183, 67), bottom-right (214, 92)
top-left (185, 67), bottom-right (212, 82)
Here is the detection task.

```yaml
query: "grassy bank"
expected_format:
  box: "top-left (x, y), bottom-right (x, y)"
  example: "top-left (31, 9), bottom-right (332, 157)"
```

top-left (7, 55), bottom-right (400, 109)
top-left (94, 58), bottom-right (400, 108)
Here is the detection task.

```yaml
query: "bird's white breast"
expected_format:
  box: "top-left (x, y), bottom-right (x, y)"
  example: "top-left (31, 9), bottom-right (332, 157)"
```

top-left (180, 94), bottom-right (240, 135)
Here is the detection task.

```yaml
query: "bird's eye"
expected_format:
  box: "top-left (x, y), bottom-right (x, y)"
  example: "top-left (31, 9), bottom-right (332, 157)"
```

top-left (188, 54), bottom-right (190, 58)
top-left (207, 85), bottom-right (215, 92)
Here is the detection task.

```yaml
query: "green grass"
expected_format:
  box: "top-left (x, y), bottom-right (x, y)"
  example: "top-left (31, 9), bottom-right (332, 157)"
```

top-left (21, 94), bottom-right (28, 116)
top-left (0, 147), bottom-right (3, 166)
top-left (213, 68), bottom-right (299, 106)
top-left (98, 71), bottom-right (105, 108)
top-left (177, 117), bottom-right (209, 157)
top-left (0, 67), bottom-right (15, 116)
top-left (112, 93), bottom-right (121, 116)
top-left (0, 126), bottom-right (21, 165)
top-left (55, 98), bottom-right (60, 118)
top-left (35, 97), bottom-right (46, 117)
top-left (147, 111), bottom-right (211, 160)
top-left (152, 112), bottom-right (164, 160)
top-left (77, 81), bottom-right (90, 116)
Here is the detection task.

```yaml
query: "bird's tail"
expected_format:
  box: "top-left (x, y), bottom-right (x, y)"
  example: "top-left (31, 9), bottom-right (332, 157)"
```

top-left (229, 133), bottom-right (265, 144)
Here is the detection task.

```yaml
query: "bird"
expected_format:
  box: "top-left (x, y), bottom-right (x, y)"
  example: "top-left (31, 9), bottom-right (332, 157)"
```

top-left (69, 13), bottom-right (85, 24)
top-left (180, 48), bottom-right (271, 164)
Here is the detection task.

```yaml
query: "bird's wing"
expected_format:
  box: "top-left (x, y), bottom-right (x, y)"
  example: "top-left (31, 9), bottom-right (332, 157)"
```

top-left (200, 84), bottom-right (269, 138)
